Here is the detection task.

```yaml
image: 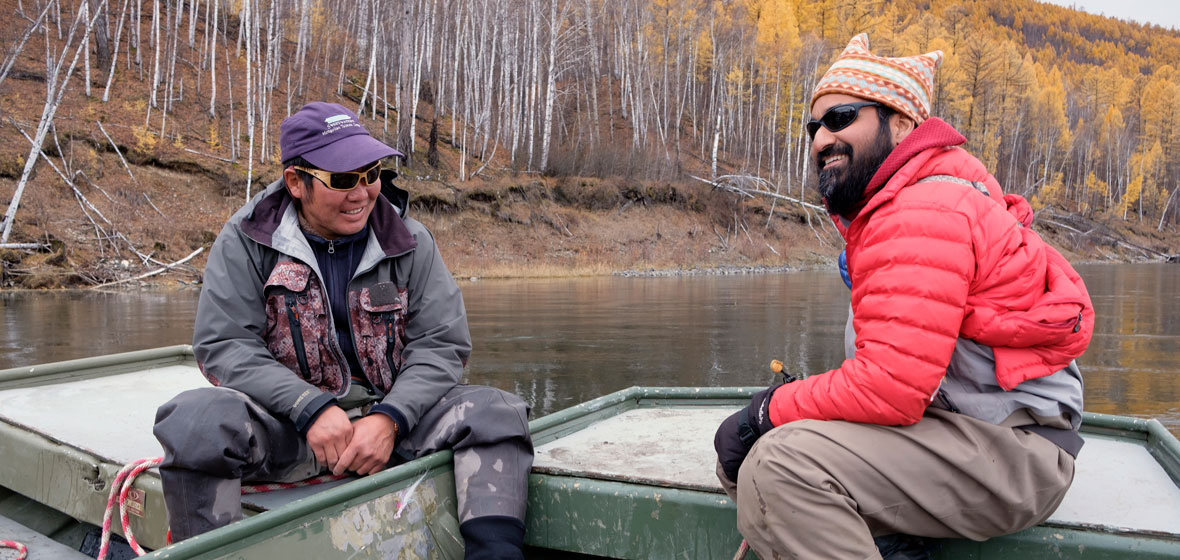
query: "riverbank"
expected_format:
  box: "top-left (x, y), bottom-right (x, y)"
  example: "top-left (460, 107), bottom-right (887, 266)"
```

top-left (2, 164), bottom-right (1176, 289)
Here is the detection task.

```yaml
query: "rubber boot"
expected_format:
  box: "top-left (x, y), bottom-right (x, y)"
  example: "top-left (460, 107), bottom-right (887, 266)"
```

top-left (874, 533), bottom-right (932, 560)
top-left (459, 516), bottom-right (525, 560)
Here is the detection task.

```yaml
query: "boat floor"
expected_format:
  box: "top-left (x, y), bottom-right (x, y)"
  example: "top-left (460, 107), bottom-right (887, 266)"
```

top-left (0, 514), bottom-right (89, 560)
top-left (533, 407), bottom-right (1180, 537)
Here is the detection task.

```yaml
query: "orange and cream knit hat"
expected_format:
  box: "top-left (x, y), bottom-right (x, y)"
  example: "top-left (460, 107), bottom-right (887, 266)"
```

top-left (811, 34), bottom-right (944, 124)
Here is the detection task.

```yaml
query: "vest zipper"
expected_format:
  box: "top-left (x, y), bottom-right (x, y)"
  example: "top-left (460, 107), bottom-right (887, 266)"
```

top-left (385, 314), bottom-right (399, 383)
top-left (284, 293), bottom-right (312, 379)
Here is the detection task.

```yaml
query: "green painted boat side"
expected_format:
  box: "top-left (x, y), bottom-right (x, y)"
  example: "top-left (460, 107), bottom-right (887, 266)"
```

top-left (139, 453), bottom-right (465, 560)
top-left (2, 348), bottom-right (1180, 560)
top-left (147, 387), bottom-right (1180, 559)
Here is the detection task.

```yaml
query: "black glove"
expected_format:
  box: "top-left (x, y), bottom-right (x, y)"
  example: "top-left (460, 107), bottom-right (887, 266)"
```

top-left (714, 381), bottom-right (789, 483)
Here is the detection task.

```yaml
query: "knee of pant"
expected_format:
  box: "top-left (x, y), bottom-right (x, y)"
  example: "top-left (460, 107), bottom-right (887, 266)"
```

top-left (154, 387), bottom-right (256, 459)
top-left (741, 420), bottom-right (845, 492)
top-left (454, 386), bottom-right (530, 442)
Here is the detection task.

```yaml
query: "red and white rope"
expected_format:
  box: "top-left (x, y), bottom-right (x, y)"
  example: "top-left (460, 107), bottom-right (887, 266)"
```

top-left (732, 538), bottom-right (750, 560)
top-left (98, 456), bottom-right (162, 560)
top-left (240, 473), bottom-right (348, 494)
top-left (93, 458), bottom-right (348, 559)
top-left (0, 540), bottom-right (27, 560)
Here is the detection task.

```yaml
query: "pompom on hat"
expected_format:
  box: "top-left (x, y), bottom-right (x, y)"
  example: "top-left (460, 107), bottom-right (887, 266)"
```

top-left (810, 34), bottom-right (943, 124)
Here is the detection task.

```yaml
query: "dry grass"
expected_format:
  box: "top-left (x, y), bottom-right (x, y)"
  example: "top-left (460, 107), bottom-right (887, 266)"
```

top-left (414, 175), bottom-right (833, 280)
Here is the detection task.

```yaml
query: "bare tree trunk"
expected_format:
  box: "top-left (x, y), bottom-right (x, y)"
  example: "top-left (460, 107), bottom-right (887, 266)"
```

top-left (187, 0), bottom-right (197, 47)
top-left (134, 0), bottom-right (142, 74)
top-left (358, 0), bottom-right (379, 116)
top-left (0, 2), bottom-right (54, 89)
top-left (207, 0), bottom-right (218, 117)
top-left (82, 0), bottom-right (92, 97)
top-left (244, 0), bottom-right (255, 198)
top-left (409, 0), bottom-right (435, 158)
top-left (97, 120), bottom-right (136, 182)
top-left (449, 1), bottom-right (462, 149)
top-left (92, 0), bottom-right (111, 69)
top-left (526, 0), bottom-right (539, 168)
top-left (539, 0), bottom-right (560, 172)
top-left (100, 0), bottom-right (130, 102)
top-left (295, 0), bottom-right (310, 100)
top-left (2, 3), bottom-right (102, 243)
top-left (148, 0), bottom-right (161, 108)
top-left (258, 0), bottom-right (281, 162)
top-left (711, 112), bottom-right (721, 180)
top-left (159, 0), bottom-right (181, 135)
top-left (583, 0), bottom-right (600, 146)
top-left (396, 0), bottom-right (413, 159)
top-left (1160, 185), bottom-right (1179, 231)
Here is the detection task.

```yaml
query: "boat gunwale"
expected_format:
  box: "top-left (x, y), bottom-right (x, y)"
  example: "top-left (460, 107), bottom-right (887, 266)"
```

top-left (138, 450), bottom-right (456, 559)
top-left (0, 345), bottom-right (194, 389)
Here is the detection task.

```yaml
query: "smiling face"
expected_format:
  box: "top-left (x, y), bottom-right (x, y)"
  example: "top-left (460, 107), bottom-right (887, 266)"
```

top-left (810, 93), bottom-right (912, 217)
top-left (284, 162), bottom-right (381, 240)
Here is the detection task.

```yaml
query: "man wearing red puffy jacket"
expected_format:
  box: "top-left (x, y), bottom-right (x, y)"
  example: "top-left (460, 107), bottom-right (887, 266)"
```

top-left (715, 34), bottom-right (1091, 560)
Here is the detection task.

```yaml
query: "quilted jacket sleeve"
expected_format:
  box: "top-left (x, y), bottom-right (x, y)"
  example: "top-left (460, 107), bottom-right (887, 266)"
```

top-left (768, 192), bottom-right (978, 426)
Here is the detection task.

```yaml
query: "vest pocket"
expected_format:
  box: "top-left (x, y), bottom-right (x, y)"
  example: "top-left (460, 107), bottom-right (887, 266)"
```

top-left (350, 284), bottom-right (408, 394)
top-left (263, 261), bottom-right (344, 394)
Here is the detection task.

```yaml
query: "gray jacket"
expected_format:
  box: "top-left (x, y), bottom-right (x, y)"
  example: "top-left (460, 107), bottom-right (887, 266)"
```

top-left (193, 174), bottom-right (471, 435)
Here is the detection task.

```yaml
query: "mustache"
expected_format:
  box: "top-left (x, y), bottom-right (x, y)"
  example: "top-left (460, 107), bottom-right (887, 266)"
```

top-left (817, 143), bottom-right (852, 167)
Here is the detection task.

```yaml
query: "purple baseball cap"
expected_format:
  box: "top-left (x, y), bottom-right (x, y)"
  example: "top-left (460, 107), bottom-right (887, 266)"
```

top-left (279, 102), bottom-right (402, 172)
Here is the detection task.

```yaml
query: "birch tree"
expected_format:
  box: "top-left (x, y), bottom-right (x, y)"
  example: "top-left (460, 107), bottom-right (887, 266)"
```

top-left (3, 0), bottom-right (106, 244)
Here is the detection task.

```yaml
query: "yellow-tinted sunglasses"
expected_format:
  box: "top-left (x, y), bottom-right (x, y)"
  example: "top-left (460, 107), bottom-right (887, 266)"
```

top-left (293, 162), bottom-right (381, 191)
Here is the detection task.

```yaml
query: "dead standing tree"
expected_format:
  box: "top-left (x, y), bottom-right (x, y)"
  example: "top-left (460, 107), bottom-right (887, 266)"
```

top-left (1, 0), bottom-right (109, 247)
top-left (0, 2), bottom-right (55, 90)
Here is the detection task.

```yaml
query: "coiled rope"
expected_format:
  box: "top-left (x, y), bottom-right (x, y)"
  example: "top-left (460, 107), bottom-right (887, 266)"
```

top-left (94, 457), bottom-right (348, 559)
top-left (97, 457), bottom-right (162, 559)
top-left (0, 540), bottom-right (27, 560)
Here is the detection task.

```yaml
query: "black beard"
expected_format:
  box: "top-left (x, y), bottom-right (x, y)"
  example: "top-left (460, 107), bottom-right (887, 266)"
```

top-left (816, 122), bottom-right (895, 217)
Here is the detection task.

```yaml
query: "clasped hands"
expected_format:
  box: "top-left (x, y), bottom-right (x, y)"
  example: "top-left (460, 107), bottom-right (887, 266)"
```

top-left (306, 405), bottom-right (398, 476)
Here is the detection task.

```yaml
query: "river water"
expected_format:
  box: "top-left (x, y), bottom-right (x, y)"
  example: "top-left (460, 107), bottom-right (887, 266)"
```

top-left (1, 264), bottom-right (1177, 436)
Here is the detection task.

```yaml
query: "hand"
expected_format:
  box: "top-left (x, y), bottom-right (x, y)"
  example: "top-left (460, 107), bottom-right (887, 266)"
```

top-left (335, 414), bottom-right (398, 476)
top-left (306, 405), bottom-right (353, 472)
top-left (714, 383), bottom-right (786, 483)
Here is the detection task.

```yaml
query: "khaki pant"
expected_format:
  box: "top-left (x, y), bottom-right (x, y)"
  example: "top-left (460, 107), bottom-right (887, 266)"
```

top-left (718, 408), bottom-right (1074, 560)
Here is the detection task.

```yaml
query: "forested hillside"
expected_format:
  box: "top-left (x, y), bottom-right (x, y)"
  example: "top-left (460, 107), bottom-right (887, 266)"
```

top-left (0, 0), bottom-right (1177, 286)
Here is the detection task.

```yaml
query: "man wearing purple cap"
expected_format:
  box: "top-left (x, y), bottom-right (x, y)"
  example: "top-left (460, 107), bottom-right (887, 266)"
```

top-left (153, 102), bottom-right (532, 559)
top-left (714, 35), bottom-right (1092, 559)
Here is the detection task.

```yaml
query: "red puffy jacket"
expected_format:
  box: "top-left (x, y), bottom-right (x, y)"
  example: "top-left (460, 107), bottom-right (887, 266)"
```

top-left (768, 118), bottom-right (1093, 427)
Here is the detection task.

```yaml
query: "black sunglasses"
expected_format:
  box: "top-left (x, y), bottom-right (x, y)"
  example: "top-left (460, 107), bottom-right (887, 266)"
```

top-left (293, 162), bottom-right (382, 191)
top-left (806, 102), bottom-right (882, 141)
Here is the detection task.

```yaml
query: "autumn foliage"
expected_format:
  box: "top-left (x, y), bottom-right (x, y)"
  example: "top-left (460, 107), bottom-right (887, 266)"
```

top-left (2, 0), bottom-right (1180, 246)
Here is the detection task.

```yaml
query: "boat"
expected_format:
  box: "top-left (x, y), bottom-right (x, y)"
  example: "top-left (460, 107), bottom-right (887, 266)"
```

top-left (1, 346), bottom-right (1178, 559)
